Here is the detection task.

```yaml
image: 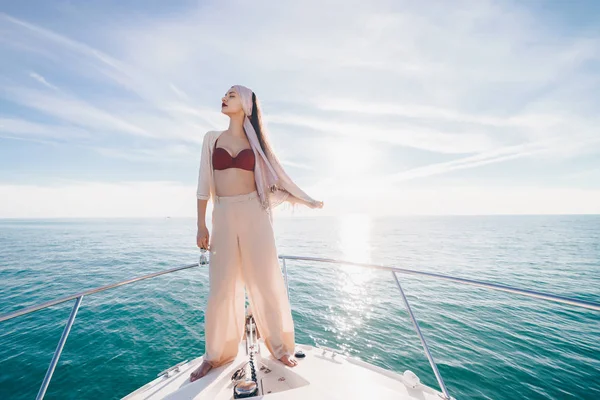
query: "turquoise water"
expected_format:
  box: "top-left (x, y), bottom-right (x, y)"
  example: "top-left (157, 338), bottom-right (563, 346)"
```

top-left (1, 215), bottom-right (599, 399)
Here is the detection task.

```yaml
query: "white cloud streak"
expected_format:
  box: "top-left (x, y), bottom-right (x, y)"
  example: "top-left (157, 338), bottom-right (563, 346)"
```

top-left (28, 71), bottom-right (58, 90)
top-left (0, 117), bottom-right (90, 139)
top-left (4, 87), bottom-right (152, 137)
top-left (268, 112), bottom-right (500, 154)
top-left (376, 141), bottom-right (553, 184)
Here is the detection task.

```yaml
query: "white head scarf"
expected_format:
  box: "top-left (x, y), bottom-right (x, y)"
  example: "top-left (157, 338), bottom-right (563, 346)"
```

top-left (231, 85), bottom-right (285, 215)
top-left (229, 85), bottom-right (320, 220)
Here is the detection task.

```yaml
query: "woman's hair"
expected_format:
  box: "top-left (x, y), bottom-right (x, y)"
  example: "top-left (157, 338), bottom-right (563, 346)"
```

top-left (248, 92), bottom-right (280, 164)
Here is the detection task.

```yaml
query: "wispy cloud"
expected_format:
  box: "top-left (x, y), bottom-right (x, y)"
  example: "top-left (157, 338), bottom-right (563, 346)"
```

top-left (28, 71), bottom-right (57, 90)
top-left (0, 12), bottom-right (127, 73)
top-left (94, 144), bottom-right (196, 163)
top-left (377, 141), bottom-right (551, 184)
top-left (0, 117), bottom-right (89, 139)
top-left (169, 84), bottom-right (190, 101)
top-left (3, 87), bottom-right (153, 137)
top-left (313, 97), bottom-right (574, 132)
top-left (269, 112), bottom-right (501, 154)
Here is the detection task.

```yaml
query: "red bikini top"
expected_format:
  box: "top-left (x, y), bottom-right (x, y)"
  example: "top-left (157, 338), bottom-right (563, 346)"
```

top-left (212, 137), bottom-right (255, 171)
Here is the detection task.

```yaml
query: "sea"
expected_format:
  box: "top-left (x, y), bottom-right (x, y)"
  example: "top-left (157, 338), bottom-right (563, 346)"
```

top-left (1, 215), bottom-right (599, 400)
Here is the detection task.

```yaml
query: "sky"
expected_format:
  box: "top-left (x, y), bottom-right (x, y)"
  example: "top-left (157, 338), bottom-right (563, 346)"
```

top-left (1, 0), bottom-right (599, 218)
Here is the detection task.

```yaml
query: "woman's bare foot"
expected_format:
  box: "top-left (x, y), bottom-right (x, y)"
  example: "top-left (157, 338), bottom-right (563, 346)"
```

top-left (279, 354), bottom-right (298, 367)
top-left (189, 360), bottom-right (213, 382)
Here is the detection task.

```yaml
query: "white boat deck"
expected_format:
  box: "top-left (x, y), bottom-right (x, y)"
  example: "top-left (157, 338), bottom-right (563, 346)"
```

top-left (123, 339), bottom-right (447, 400)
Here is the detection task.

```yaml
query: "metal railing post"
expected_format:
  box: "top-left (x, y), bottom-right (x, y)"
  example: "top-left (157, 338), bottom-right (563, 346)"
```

top-left (392, 272), bottom-right (451, 400)
top-left (36, 295), bottom-right (84, 400)
top-left (282, 258), bottom-right (290, 300)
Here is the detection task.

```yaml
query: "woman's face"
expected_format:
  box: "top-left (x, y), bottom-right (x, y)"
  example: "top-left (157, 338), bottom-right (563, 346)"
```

top-left (221, 87), bottom-right (244, 117)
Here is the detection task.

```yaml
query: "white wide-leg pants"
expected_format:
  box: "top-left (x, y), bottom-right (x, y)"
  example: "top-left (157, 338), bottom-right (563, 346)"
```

top-left (203, 190), bottom-right (295, 367)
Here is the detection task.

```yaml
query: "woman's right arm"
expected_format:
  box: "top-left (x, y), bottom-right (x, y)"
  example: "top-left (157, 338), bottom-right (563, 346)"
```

top-left (196, 132), bottom-right (211, 249)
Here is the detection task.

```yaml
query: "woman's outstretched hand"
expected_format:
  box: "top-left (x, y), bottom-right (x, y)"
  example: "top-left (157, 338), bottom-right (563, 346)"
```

top-left (310, 200), bottom-right (324, 209)
top-left (197, 225), bottom-right (210, 250)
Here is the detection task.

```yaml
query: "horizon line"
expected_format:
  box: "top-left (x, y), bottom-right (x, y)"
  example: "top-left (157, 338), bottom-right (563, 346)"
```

top-left (1, 213), bottom-right (599, 221)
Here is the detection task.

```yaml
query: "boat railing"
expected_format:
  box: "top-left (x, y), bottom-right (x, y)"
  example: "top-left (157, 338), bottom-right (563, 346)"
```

top-left (0, 262), bottom-right (199, 400)
top-left (2, 255), bottom-right (599, 400)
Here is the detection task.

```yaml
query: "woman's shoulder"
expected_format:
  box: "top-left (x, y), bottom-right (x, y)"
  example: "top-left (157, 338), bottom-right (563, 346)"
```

top-left (204, 130), bottom-right (218, 139)
top-left (202, 130), bottom-right (222, 146)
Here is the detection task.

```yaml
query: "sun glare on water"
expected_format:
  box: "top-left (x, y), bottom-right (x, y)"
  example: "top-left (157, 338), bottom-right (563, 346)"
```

top-left (326, 213), bottom-right (376, 347)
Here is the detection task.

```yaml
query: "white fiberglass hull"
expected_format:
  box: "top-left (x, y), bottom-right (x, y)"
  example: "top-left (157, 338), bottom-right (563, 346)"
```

top-left (122, 339), bottom-right (448, 400)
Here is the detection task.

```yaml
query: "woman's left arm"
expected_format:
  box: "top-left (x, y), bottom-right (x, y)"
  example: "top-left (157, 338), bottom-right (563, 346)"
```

top-left (266, 158), bottom-right (324, 209)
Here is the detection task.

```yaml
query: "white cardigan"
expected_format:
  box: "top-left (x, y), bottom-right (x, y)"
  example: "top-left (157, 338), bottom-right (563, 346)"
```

top-left (196, 130), bottom-right (318, 209)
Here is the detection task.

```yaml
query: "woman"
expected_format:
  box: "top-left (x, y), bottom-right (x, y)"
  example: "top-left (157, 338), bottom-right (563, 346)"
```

top-left (189, 85), bottom-right (324, 382)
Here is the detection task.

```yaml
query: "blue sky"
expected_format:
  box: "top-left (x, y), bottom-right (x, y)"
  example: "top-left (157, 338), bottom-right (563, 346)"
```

top-left (1, 0), bottom-right (599, 217)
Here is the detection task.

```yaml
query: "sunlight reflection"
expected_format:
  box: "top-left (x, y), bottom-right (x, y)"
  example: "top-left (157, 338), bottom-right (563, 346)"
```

top-left (327, 213), bottom-right (375, 342)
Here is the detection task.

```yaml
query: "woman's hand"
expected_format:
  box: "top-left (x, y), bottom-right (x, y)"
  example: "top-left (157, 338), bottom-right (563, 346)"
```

top-left (310, 200), bottom-right (324, 209)
top-left (197, 225), bottom-right (210, 250)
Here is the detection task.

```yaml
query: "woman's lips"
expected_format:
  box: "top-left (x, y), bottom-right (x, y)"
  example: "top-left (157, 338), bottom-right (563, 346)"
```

top-left (222, 103), bottom-right (227, 107)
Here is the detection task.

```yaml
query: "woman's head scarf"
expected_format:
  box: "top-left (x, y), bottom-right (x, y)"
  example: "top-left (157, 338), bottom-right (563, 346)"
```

top-left (231, 84), bottom-right (283, 214)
